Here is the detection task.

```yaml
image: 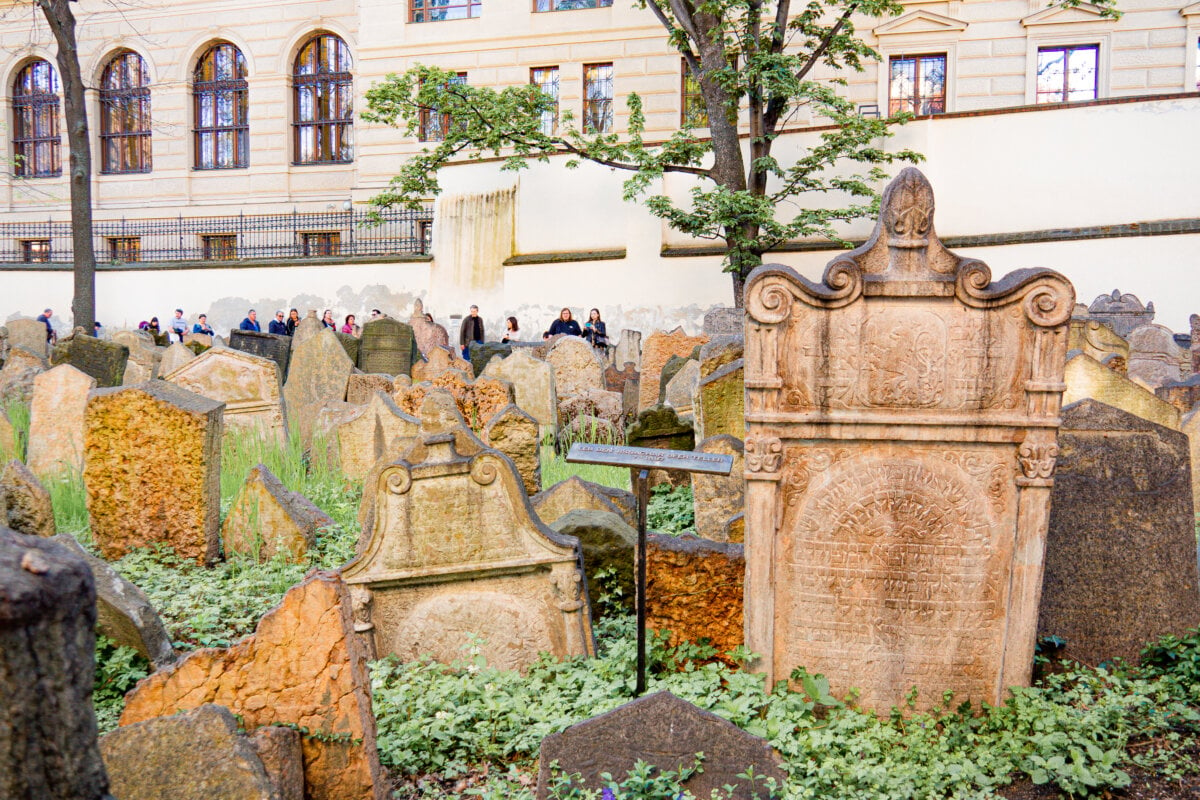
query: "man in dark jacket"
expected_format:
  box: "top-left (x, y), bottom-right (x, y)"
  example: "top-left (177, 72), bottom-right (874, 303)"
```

top-left (268, 311), bottom-right (288, 335)
top-left (459, 304), bottom-right (484, 358)
top-left (239, 309), bottom-right (260, 332)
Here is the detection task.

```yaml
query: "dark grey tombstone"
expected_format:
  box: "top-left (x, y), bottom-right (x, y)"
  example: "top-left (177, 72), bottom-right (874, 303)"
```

top-left (536, 691), bottom-right (784, 800)
top-left (657, 354), bottom-right (692, 404)
top-left (1086, 290), bottom-right (1155, 339)
top-left (470, 341), bottom-right (512, 378)
top-left (51, 335), bottom-right (128, 388)
top-left (229, 330), bottom-right (291, 381)
top-left (358, 318), bottom-right (418, 377)
top-left (335, 331), bottom-right (360, 367)
top-left (1038, 399), bottom-right (1200, 666)
top-left (702, 306), bottom-right (743, 337)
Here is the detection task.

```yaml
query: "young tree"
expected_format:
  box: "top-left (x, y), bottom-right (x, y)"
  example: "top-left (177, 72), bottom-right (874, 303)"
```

top-left (33, 0), bottom-right (96, 331)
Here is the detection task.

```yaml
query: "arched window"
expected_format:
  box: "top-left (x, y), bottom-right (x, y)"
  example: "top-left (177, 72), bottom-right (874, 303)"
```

top-left (100, 50), bottom-right (151, 174)
top-left (194, 43), bottom-right (248, 169)
top-left (293, 34), bottom-right (353, 164)
top-left (12, 60), bottom-right (61, 177)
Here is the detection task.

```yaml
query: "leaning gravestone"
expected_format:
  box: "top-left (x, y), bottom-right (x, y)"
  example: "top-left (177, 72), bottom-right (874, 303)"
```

top-left (230, 329), bottom-right (292, 382)
top-left (85, 382), bottom-right (223, 565)
top-left (482, 404), bottom-right (541, 494)
top-left (284, 329), bottom-right (354, 446)
top-left (358, 317), bottom-right (419, 377)
top-left (222, 465), bottom-right (333, 564)
top-left (549, 509), bottom-right (636, 616)
top-left (1038, 399), bottom-right (1200, 665)
top-left (638, 328), bottom-right (708, 412)
top-left (697, 358), bottom-right (744, 440)
top-left (531, 475), bottom-right (637, 527)
top-left (27, 363), bottom-right (97, 477)
top-left (165, 347), bottom-right (288, 445)
top-left (481, 347), bottom-right (558, 435)
top-left (342, 405), bottom-right (594, 672)
top-left (469, 341), bottom-right (512, 378)
top-left (0, 459), bottom-right (55, 538)
top-left (0, 527), bottom-right (112, 800)
top-left (6, 317), bottom-right (49, 358)
top-left (159, 342), bottom-right (196, 377)
top-left (743, 168), bottom-right (1074, 711)
top-left (0, 344), bottom-right (46, 403)
top-left (51, 334), bottom-right (128, 387)
top-left (656, 353), bottom-right (694, 405)
top-left (331, 391), bottom-right (420, 481)
top-left (536, 691), bottom-right (784, 800)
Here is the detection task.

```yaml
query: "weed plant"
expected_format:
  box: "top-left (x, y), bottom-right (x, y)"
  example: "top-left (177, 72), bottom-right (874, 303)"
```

top-left (1, 397), bottom-right (30, 462)
top-left (646, 484), bottom-right (695, 535)
top-left (44, 468), bottom-right (90, 540)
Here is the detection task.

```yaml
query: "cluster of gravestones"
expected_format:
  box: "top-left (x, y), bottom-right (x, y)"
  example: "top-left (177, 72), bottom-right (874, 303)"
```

top-left (3, 168), bottom-right (1200, 799)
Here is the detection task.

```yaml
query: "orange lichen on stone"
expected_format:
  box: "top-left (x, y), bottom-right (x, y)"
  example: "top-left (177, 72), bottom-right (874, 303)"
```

top-left (646, 534), bottom-right (744, 663)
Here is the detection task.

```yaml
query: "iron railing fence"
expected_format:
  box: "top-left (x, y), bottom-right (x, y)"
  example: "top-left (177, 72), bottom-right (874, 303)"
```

top-left (0, 206), bottom-right (434, 264)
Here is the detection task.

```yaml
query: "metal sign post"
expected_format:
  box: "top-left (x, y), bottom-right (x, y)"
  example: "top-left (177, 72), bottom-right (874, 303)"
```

top-left (565, 443), bottom-right (734, 695)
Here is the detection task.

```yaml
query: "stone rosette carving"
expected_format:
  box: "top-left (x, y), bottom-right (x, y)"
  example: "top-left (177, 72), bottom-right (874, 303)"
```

top-left (742, 168), bottom-right (1074, 713)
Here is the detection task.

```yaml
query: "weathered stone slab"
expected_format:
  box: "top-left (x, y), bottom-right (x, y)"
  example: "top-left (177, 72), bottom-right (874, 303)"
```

top-left (647, 533), bottom-right (744, 659)
top-left (342, 411), bottom-right (594, 672)
top-left (613, 329), bottom-right (641, 371)
top-left (1068, 318), bottom-right (1128, 373)
top-left (332, 392), bottom-right (420, 481)
top-left (560, 414), bottom-right (620, 447)
top-left (657, 353), bottom-right (694, 404)
top-left (335, 331), bottom-right (360, 365)
top-left (0, 344), bottom-right (46, 403)
top-left (469, 341), bottom-right (512, 378)
top-left (692, 435), bottom-right (744, 542)
top-left (531, 475), bottom-right (637, 528)
top-left (410, 301), bottom-right (450, 357)
top-left (536, 691), bottom-right (783, 800)
top-left (166, 348), bottom-right (288, 445)
top-left (120, 571), bottom-right (387, 800)
top-left (1126, 323), bottom-right (1187, 390)
top-left (249, 726), bottom-right (305, 800)
top-left (51, 334), bottom-right (128, 387)
top-left (1156, 374), bottom-right (1200, 414)
top-left (1087, 290), bottom-right (1155, 339)
top-left (85, 382), bottom-right (223, 565)
top-left (411, 345), bottom-right (473, 382)
top-left (346, 373), bottom-right (395, 405)
top-left (393, 370), bottom-right (514, 435)
top-left (550, 509), bottom-right (635, 616)
top-left (558, 388), bottom-right (624, 439)
top-left (546, 336), bottom-right (605, 398)
top-left (8, 317), bottom-right (49, 357)
top-left (1185, 409), bottom-right (1200, 516)
top-left (290, 311), bottom-right (323, 349)
top-left (230, 329), bottom-right (292, 382)
top-left (1037, 399), bottom-right (1200, 666)
top-left (54, 533), bottom-right (175, 668)
top-left (1063, 351), bottom-right (1179, 430)
top-left (482, 347), bottom-right (558, 434)
top-left (664, 359), bottom-right (700, 417)
top-left (696, 358), bottom-right (744, 440)
top-left (182, 332), bottom-right (212, 349)
top-left (482, 404), bottom-right (541, 494)
top-left (638, 328), bottom-right (709, 412)
top-left (699, 336), bottom-right (744, 378)
top-left (222, 465), bottom-right (333, 563)
top-left (743, 168), bottom-right (1074, 711)
top-left (603, 362), bottom-right (638, 396)
top-left (159, 342), bottom-right (196, 377)
top-left (702, 306), bottom-right (743, 337)
top-left (0, 459), bottom-right (55, 538)
top-left (284, 329), bottom-right (354, 446)
top-left (27, 364), bottom-right (96, 476)
top-left (625, 404), bottom-right (695, 479)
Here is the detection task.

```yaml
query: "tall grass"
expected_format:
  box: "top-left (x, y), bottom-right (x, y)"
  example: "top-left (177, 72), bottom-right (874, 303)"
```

top-left (539, 444), bottom-right (630, 492)
top-left (1, 398), bottom-right (30, 463)
top-left (44, 469), bottom-right (91, 542)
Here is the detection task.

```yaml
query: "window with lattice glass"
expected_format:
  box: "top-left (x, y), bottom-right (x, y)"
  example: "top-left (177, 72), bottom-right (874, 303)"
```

top-left (108, 237), bottom-right (141, 262)
top-left (583, 63), bottom-right (613, 134)
top-left (530, 67), bottom-right (559, 135)
top-left (1036, 45), bottom-right (1098, 103)
top-left (889, 54), bottom-right (946, 116)
top-left (302, 232), bottom-right (341, 256)
top-left (201, 234), bottom-right (237, 260)
top-left (100, 51), bottom-right (152, 174)
top-left (293, 35), bottom-right (353, 164)
top-left (194, 43), bottom-right (248, 169)
top-left (681, 60), bottom-right (707, 127)
top-left (20, 239), bottom-right (50, 263)
top-left (419, 73), bottom-right (467, 142)
top-left (13, 60), bottom-right (61, 178)
top-left (410, 0), bottom-right (480, 22)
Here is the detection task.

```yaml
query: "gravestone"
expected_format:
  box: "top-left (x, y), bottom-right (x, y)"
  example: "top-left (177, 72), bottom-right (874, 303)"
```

top-left (703, 306), bottom-right (743, 337)
top-left (290, 311), bottom-right (323, 348)
top-left (1156, 374), bottom-right (1200, 414)
top-left (1191, 313), bottom-right (1200, 375)
top-left (546, 336), bottom-right (605, 398)
top-left (341, 412), bottom-right (594, 672)
top-left (27, 364), bottom-right (97, 476)
top-left (1067, 318), bottom-right (1128, 372)
top-left (1087, 290), bottom-right (1154, 339)
top-left (481, 347), bottom-right (558, 434)
top-left (0, 459), bottom-right (55, 538)
top-left (51, 334), bottom-right (128, 387)
top-left (1063, 351), bottom-right (1180, 430)
top-left (230, 329), bottom-right (292, 381)
top-left (647, 534), bottom-right (744, 659)
top-left (222, 465), bottom-right (333, 563)
top-left (639, 328), bottom-right (708, 412)
top-left (393, 370), bottom-right (514, 435)
top-left (742, 168), bottom-right (1074, 711)
top-left (165, 347), bottom-right (288, 445)
top-left (696, 358), bottom-right (744, 440)
top-left (549, 509), bottom-right (636, 616)
top-left (358, 317), bottom-right (420, 377)
top-left (613, 329), bottom-right (642, 371)
top-left (335, 331), bottom-right (360, 365)
top-left (1038, 400), bottom-right (1200, 665)
top-left (469, 341), bottom-right (512, 377)
top-left (664, 359), bottom-right (701, 417)
top-left (7, 318), bottom-right (49, 358)
top-left (120, 572), bottom-right (388, 800)
top-left (283, 329), bottom-right (354, 446)
top-left (531, 475), bottom-right (637, 528)
top-left (656, 353), bottom-right (693, 404)
top-left (692, 435), bottom-right (745, 542)
top-left (1126, 323), bottom-right (1187, 389)
top-left (603, 361), bottom-right (638, 395)
top-left (482, 404), bottom-right (541, 494)
top-left (536, 692), bottom-right (784, 800)
top-left (411, 344), bottom-right (473, 382)
top-left (0, 345), bottom-right (45, 403)
top-left (159, 342), bottom-right (196, 376)
top-left (85, 382), bottom-right (224, 565)
top-left (1185, 409), bottom-right (1200, 514)
top-left (409, 300), bottom-right (450, 356)
top-left (347, 373), bottom-right (395, 405)
top-left (621, 379), bottom-right (639, 417)
top-left (182, 332), bottom-right (212, 349)
top-left (332, 391), bottom-right (420, 481)
top-left (626, 404), bottom-right (694, 452)
top-left (558, 387), bottom-right (624, 437)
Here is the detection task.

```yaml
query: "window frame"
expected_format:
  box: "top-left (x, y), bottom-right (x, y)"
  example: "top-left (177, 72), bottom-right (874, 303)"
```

top-left (532, 0), bottom-right (611, 12)
top-left (530, 66), bottom-right (559, 136)
top-left (108, 236), bottom-right (141, 263)
top-left (20, 239), bottom-right (51, 263)
top-left (1034, 43), bottom-right (1100, 104)
top-left (681, 59), bottom-right (707, 128)
top-left (99, 50), bottom-right (152, 175)
top-left (1023, 32), bottom-right (1110, 105)
top-left (301, 231), bottom-right (341, 257)
top-left (12, 60), bottom-right (62, 179)
top-left (409, 0), bottom-right (481, 22)
top-left (193, 43), bottom-right (249, 170)
top-left (292, 34), bottom-right (354, 166)
top-left (887, 52), bottom-right (948, 116)
top-left (201, 234), bottom-right (238, 260)
top-left (418, 72), bottom-right (467, 142)
top-left (582, 62), bottom-right (613, 135)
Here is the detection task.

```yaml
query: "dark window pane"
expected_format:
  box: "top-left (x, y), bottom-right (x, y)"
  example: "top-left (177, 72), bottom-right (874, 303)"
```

top-left (13, 60), bottom-right (62, 177)
top-left (293, 35), bottom-right (353, 164)
top-left (100, 51), bottom-right (152, 173)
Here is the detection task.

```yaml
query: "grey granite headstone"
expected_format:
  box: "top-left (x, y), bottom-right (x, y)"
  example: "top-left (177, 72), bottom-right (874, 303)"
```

top-left (1086, 289), bottom-right (1155, 339)
top-left (229, 329), bottom-right (292, 381)
top-left (358, 317), bottom-right (418, 377)
top-left (51, 335), bottom-right (128, 388)
top-left (702, 306), bottom-right (742, 337)
top-left (1038, 399), bottom-right (1200, 666)
top-left (470, 341), bottom-right (512, 378)
top-left (536, 691), bottom-right (784, 800)
top-left (335, 331), bottom-right (360, 366)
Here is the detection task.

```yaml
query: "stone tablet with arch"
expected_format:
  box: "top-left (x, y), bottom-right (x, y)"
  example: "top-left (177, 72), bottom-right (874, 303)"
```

top-left (743, 168), bottom-right (1074, 712)
top-left (165, 347), bottom-right (288, 445)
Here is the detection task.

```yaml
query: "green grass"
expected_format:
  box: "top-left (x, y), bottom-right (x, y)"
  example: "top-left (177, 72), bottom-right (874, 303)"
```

top-left (1, 397), bottom-right (30, 463)
top-left (540, 444), bottom-right (630, 492)
top-left (44, 468), bottom-right (90, 541)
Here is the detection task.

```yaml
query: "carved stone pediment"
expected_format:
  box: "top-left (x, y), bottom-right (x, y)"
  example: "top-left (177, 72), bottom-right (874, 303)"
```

top-left (1021, 2), bottom-right (1116, 26)
top-left (873, 9), bottom-right (968, 36)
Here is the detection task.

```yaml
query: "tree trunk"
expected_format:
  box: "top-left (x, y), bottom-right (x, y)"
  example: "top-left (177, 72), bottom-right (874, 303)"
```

top-left (36, 0), bottom-right (97, 333)
top-left (0, 526), bottom-right (113, 800)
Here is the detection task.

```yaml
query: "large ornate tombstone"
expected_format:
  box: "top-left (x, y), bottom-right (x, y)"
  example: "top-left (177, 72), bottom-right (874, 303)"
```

top-left (165, 348), bottom-right (288, 445)
top-left (742, 168), bottom-right (1074, 712)
top-left (342, 399), bottom-right (594, 672)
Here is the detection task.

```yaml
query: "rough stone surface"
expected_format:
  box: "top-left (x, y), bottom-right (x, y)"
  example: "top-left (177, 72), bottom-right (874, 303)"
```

top-left (613, 329), bottom-right (641, 371)
top-left (409, 301), bottom-right (451, 357)
top-left (603, 362), bottom-right (638, 395)
top-left (1038, 399), bottom-right (1200, 666)
top-left (1126, 323), bottom-right (1188, 390)
top-left (0, 344), bottom-right (46, 403)
top-left (546, 336), bottom-right (605, 398)
top-left (627, 405), bottom-right (696, 484)
top-left (230, 329), bottom-right (292, 382)
top-left (50, 334), bottom-right (128, 387)
top-left (558, 387), bottom-right (624, 436)
top-left (54, 533), bottom-right (175, 668)
top-left (335, 332), bottom-right (360, 365)
top-left (470, 341), bottom-right (512, 377)
top-left (723, 512), bottom-right (744, 543)
top-left (284, 329), bottom-right (354, 446)
top-left (1086, 290), bottom-right (1155, 339)
top-left (638, 328), bottom-right (709, 413)
top-left (656, 353), bottom-right (692, 405)
top-left (664, 359), bottom-right (700, 417)
top-left (482, 404), bottom-right (541, 494)
top-left (1068, 319), bottom-right (1128, 373)
top-left (168, 348), bottom-right (288, 445)
top-left (0, 459), bottom-right (55, 538)
top-left (742, 168), bottom-right (1074, 711)
top-left (27, 364), bottom-right (96, 477)
top-left (550, 509), bottom-right (635, 616)
top-left (1156, 374), bottom-right (1200, 414)
top-left (692, 436), bottom-right (744, 542)
top-left (102, 704), bottom-right (277, 800)
top-left (699, 336), bottom-right (744, 378)
top-left (702, 306), bottom-right (743, 337)
top-left (159, 342), bottom-right (196, 376)
top-left (536, 691), bottom-right (784, 800)
top-left (290, 312), bottom-right (323, 349)
top-left (358, 317), bottom-right (419, 377)
top-left (621, 379), bottom-right (639, 418)
top-left (1063, 352), bottom-right (1180, 430)
top-left (559, 414), bottom-right (620, 447)
top-left (531, 475), bottom-right (637, 528)
top-left (249, 726), bottom-right (305, 800)
top-left (7, 318), bottom-right (50, 358)
top-left (222, 465), bottom-right (333, 563)
top-left (85, 382), bottom-right (224, 565)
top-left (696, 358), bottom-right (745, 440)
top-left (411, 344), bottom-right (472, 382)
top-left (1185, 409), bottom-right (1200, 516)
top-left (0, 408), bottom-right (14, 457)
top-left (482, 347), bottom-right (558, 434)
top-left (342, 413), bottom-right (594, 672)
top-left (120, 572), bottom-right (387, 800)
top-left (183, 332), bottom-right (213, 350)
top-left (346, 373), bottom-right (396, 405)
top-left (647, 533), bottom-right (744, 659)
top-left (393, 370), bottom-right (514, 434)
top-left (333, 392), bottom-right (420, 481)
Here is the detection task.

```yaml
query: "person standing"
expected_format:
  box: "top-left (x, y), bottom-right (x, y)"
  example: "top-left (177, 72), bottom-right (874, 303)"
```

top-left (341, 314), bottom-right (360, 337)
top-left (169, 309), bottom-right (188, 342)
top-left (583, 308), bottom-right (607, 351)
top-left (268, 311), bottom-right (288, 335)
top-left (459, 304), bottom-right (484, 358)
top-left (285, 308), bottom-right (300, 335)
top-left (501, 316), bottom-right (519, 344)
top-left (547, 308), bottom-right (581, 338)
top-left (321, 310), bottom-right (336, 329)
top-left (239, 309), bottom-right (260, 332)
top-left (192, 314), bottom-right (214, 335)
top-left (35, 308), bottom-right (55, 344)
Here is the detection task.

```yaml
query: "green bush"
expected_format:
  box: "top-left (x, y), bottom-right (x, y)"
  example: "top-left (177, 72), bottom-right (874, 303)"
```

top-left (647, 484), bottom-right (694, 535)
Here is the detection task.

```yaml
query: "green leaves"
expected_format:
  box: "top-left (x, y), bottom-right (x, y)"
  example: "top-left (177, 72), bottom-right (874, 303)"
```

top-left (647, 484), bottom-right (695, 535)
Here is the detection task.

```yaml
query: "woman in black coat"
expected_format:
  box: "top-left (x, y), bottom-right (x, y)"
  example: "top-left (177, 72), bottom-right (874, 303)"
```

top-left (547, 308), bottom-right (582, 338)
top-left (583, 308), bottom-right (607, 350)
